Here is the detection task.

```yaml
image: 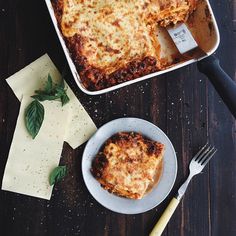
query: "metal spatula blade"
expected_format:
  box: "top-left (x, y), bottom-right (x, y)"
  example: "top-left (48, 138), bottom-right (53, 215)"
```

top-left (167, 23), bottom-right (199, 54)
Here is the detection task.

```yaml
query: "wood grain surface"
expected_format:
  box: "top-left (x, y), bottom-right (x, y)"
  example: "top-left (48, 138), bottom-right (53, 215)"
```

top-left (0, 0), bottom-right (235, 235)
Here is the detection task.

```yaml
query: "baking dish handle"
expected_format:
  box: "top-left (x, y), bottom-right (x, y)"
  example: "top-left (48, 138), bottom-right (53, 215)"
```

top-left (197, 55), bottom-right (236, 119)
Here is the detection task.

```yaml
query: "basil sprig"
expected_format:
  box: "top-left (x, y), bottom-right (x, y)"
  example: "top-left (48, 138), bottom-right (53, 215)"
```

top-left (49, 166), bottom-right (67, 186)
top-left (25, 74), bottom-right (70, 139)
top-left (31, 74), bottom-right (70, 106)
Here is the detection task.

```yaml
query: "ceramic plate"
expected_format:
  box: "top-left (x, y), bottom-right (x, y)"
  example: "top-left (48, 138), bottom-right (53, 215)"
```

top-left (82, 118), bottom-right (177, 214)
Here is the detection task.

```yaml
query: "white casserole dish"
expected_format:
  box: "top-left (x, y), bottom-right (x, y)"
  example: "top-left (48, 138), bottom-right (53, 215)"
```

top-left (45, 0), bottom-right (220, 95)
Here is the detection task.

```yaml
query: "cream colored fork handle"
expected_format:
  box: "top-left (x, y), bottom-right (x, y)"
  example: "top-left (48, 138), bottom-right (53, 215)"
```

top-left (149, 198), bottom-right (180, 236)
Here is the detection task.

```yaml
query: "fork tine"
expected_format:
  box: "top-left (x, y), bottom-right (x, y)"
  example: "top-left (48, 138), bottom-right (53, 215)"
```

top-left (201, 148), bottom-right (217, 166)
top-left (197, 146), bottom-right (214, 163)
top-left (192, 143), bottom-right (209, 161)
top-left (200, 147), bottom-right (215, 163)
top-left (194, 144), bottom-right (211, 162)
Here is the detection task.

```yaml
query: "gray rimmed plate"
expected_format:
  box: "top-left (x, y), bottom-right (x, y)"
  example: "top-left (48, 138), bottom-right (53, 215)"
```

top-left (82, 118), bottom-right (177, 214)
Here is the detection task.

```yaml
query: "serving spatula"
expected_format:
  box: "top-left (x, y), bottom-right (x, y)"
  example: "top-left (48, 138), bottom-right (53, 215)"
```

top-left (167, 23), bottom-right (236, 118)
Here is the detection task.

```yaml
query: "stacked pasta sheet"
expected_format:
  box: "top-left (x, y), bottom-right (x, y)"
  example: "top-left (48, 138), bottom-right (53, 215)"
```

top-left (1, 54), bottom-right (97, 199)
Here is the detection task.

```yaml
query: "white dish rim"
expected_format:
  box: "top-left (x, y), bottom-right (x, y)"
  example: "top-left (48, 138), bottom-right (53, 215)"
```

top-left (44, 0), bottom-right (220, 95)
top-left (81, 117), bottom-right (178, 214)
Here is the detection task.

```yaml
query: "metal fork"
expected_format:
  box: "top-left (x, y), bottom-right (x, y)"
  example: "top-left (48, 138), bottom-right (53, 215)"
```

top-left (150, 144), bottom-right (217, 236)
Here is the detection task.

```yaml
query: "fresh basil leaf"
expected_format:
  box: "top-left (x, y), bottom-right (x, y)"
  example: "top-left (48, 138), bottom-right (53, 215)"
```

top-left (55, 86), bottom-right (64, 95)
top-left (35, 75), bottom-right (53, 96)
top-left (60, 93), bottom-right (70, 106)
top-left (49, 166), bottom-right (67, 186)
top-left (45, 74), bottom-right (53, 94)
top-left (31, 94), bottom-right (60, 101)
top-left (55, 86), bottom-right (70, 106)
top-left (25, 99), bottom-right (44, 139)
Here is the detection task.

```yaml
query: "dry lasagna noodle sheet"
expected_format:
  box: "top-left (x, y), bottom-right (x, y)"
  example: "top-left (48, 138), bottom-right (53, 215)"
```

top-left (6, 54), bottom-right (97, 149)
top-left (2, 96), bottom-right (70, 199)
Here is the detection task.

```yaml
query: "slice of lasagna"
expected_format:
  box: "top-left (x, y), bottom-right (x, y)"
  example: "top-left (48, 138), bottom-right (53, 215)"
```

top-left (91, 132), bottom-right (165, 199)
top-left (52, 0), bottom-right (198, 91)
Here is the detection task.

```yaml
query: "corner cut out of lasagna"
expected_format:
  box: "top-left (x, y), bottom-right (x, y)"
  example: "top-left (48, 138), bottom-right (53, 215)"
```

top-left (51, 0), bottom-right (198, 91)
top-left (91, 132), bottom-right (165, 199)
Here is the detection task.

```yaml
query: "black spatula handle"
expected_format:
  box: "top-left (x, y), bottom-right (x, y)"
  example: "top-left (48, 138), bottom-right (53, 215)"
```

top-left (197, 55), bottom-right (236, 118)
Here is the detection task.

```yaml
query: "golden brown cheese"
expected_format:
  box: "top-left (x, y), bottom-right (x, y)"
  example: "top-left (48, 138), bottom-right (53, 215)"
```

top-left (52, 0), bottom-right (198, 91)
top-left (91, 132), bottom-right (165, 199)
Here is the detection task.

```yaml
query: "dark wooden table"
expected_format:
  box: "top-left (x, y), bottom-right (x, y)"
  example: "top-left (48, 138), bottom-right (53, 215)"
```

top-left (0, 0), bottom-right (236, 235)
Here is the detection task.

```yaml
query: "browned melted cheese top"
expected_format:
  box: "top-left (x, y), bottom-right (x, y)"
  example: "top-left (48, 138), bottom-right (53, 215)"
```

top-left (91, 132), bottom-right (165, 199)
top-left (60, 0), bottom-right (196, 74)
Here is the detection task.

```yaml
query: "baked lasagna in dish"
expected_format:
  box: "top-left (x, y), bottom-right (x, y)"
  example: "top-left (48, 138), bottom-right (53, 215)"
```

top-left (51, 0), bottom-right (198, 91)
top-left (91, 132), bottom-right (165, 199)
